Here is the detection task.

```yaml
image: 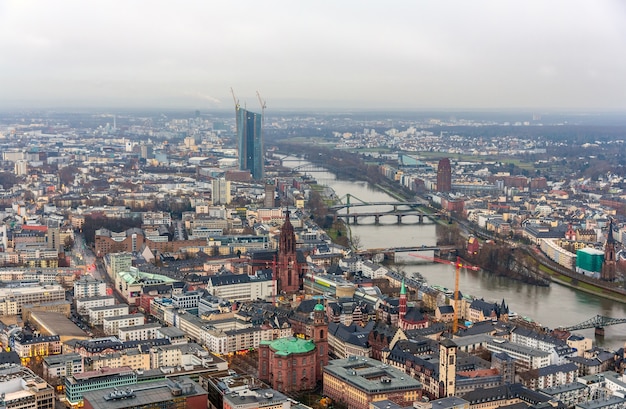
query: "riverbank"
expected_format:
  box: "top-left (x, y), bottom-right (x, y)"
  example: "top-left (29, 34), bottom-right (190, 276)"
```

top-left (538, 262), bottom-right (626, 304)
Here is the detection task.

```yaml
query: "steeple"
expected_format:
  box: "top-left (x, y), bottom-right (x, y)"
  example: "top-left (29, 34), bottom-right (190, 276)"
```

top-left (607, 218), bottom-right (616, 245)
top-left (602, 218), bottom-right (616, 281)
top-left (399, 278), bottom-right (407, 324)
top-left (277, 208), bottom-right (300, 293)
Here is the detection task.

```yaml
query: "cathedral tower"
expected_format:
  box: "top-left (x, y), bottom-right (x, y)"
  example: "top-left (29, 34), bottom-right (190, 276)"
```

top-left (601, 218), bottom-right (616, 281)
top-left (277, 209), bottom-right (300, 293)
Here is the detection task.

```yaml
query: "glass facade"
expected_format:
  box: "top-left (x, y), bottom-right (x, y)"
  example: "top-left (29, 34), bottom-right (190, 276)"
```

top-left (236, 107), bottom-right (264, 180)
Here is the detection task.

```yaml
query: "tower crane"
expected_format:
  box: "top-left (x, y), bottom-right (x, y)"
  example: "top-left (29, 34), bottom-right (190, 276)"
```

top-left (230, 87), bottom-right (240, 109)
top-left (409, 252), bottom-right (479, 333)
top-left (256, 91), bottom-right (267, 125)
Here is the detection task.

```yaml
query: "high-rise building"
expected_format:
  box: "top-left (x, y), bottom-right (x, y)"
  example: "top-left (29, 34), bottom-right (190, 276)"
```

top-left (437, 158), bottom-right (452, 192)
top-left (264, 181), bottom-right (275, 207)
top-left (235, 106), bottom-right (264, 180)
top-left (14, 160), bottom-right (28, 176)
top-left (211, 178), bottom-right (231, 205)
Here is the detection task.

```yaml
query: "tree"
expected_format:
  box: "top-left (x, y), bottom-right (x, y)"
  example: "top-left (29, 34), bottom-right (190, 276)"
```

top-left (63, 236), bottom-right (75, 252)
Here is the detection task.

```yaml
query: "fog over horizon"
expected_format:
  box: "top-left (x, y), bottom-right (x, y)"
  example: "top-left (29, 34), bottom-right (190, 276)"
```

top-left (1, 1), bottom-right (625, 112)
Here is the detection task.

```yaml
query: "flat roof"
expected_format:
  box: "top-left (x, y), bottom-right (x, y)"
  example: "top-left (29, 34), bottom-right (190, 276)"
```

top-left (89, 304), bottom-right (129, 312)
top-left (30, 311), bottom-right (87, 337)
top-left (82, 378), bottom-right (206, 409)
top-left (0, 284), bottom-right (64, 297)
top-left (119, 323), bottom-right (161, 332)
top-left (324, 357), bottom-right (422, 393)
top-left (72, 366), bottom-right (134, 381)
top-left (102, 313), bottom-right (144, 322)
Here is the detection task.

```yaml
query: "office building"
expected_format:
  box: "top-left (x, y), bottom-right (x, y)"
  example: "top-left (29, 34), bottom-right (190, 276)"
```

top-left (211, 178), bottom-right (231, 205)
top-left (264, 181), bottom-right (275, 207)
top-left (65, 366), bottom-right (137, 408)
top-left (235, 106), bottom-right (264, 180)
top-left (74, 276), bottom-right (107, 300)
top-left (0, 366), bottom-right (54, 409)
top-left (437, 158), bottom-right (452, 192)
top-left (323, 356), bottom-right (422, 409)
top-left (103, 314), bottom-right (144, 336)
top-left (82, 377), bottom-right (206, 409)
top-left (0, 283), bottom-right (65, 315)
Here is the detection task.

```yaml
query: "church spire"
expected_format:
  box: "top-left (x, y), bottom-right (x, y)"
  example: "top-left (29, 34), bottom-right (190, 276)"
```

top-left (607, 218), bottom-right (615, 245)
top-left (400, 278), bottom-right (406, 295)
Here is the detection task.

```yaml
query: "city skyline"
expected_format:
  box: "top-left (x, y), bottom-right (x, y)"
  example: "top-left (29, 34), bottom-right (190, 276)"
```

top-left (1, 1), bottom-right (625, 111)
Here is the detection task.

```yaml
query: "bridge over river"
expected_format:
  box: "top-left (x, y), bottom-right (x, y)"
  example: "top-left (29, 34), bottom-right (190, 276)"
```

top-left (559, 315), bottom-right (626, 336)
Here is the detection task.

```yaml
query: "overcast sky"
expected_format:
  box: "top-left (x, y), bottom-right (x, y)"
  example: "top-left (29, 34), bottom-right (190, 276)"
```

top-left (1, 1), bottom-right (625, 111)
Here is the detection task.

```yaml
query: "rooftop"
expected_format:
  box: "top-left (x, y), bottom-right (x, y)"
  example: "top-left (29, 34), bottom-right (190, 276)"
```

top-left (323, 356), bottom-right (422, 393)
top-left (261, 337), bottom-right (316, 356)
top-left (82, 377), bottom-right (206, 409)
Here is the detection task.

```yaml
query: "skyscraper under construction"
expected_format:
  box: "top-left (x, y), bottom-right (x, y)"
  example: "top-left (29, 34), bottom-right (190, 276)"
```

top-left (235, 104), bottom-right (264, 180)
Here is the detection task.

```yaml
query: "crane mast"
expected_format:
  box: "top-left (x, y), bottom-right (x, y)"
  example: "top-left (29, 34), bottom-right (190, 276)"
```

top-left (409, 252), bottom-right (479, 334)
top-left (256, 90), bottom-right (267, 126)
top-left (230, 87), bottom-right (240, 109)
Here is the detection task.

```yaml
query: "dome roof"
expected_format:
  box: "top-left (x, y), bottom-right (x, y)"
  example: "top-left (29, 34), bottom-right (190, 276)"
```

top-left (314, 303), bottom-right (325, 311)
top-left (268, 337), bottom-right (315, 356)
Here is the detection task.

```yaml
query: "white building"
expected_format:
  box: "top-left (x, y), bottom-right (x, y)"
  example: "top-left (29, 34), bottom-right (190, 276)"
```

top-left (76, 296), bottom-right (115, 315)
top-left (73, 276), bottom-right (107, 299)
top-left (205, 272), bottom-right (274, 302)
top-left (172, 291), bottom-right (202, 309)
top-left (0, 283), bottom-right (65, 315)
top-left (360, 261), bottom-right (389, 279)
top-left (43, 353), bottom-right (84, 380)
top-left (103, 314), bottom-right (145, 336)
top-left (0, 366), bottom-right (54, 409)
top-left (118, 323), bottom-right (161, 342)
top-left (142, 211), bottom-right (172, 226)
top-left (211, 178), bottom-right (231, 205)
top-left (88, 304), bottom-right (129, 326)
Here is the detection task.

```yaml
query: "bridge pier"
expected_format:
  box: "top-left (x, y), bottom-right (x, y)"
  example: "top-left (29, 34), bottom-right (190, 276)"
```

top-left (374, 215), bottom-right (380, 224)
top-left (595, 327), bottom-right (605, 336)
top-left (396, 214), bottom-right (402, 224)
top-left (419, 215), bottom-right (423, 224)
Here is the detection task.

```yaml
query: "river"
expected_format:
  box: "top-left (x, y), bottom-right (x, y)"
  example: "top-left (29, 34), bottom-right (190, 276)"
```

top-left (283, 156), bottom-right (626, 351)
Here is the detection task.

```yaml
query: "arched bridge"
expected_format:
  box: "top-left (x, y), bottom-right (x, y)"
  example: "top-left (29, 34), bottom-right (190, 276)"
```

top-left (330, 201), bottom-right (427, 211)
top-left (335, 209), bottom-right (437, 225)
top-left (558, 315), bottom-right (626, 336)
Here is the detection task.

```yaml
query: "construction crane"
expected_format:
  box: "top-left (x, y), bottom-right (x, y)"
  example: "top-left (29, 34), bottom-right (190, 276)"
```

top-left (256, 90), bottom-right (267, 125)
top-left (409, 253), bottom-right (479, 333)
top-left (230, 87), bottom-right (240, 109)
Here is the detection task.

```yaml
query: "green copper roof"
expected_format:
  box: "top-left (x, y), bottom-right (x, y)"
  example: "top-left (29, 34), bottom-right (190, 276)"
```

top-left (265, 337), bottom-right (316, 356)
top-left (314, 302), bottom-right (325, 311)
top-left (400, 278), bottom-right (406, 295)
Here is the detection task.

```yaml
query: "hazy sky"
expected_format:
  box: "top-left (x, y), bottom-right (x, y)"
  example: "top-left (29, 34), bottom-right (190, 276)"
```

top-left (1, 1), bottom-right (625, 111)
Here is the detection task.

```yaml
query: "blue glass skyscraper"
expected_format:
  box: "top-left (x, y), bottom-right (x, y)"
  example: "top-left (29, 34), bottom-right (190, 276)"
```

top-left (235, 106), bottom-right (264, 180)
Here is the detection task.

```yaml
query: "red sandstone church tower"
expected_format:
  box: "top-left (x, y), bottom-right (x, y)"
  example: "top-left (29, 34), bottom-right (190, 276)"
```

top-left (601, 219), bottom-right (616, 281)
top-left (277, 209), bottom-right (301, 294)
